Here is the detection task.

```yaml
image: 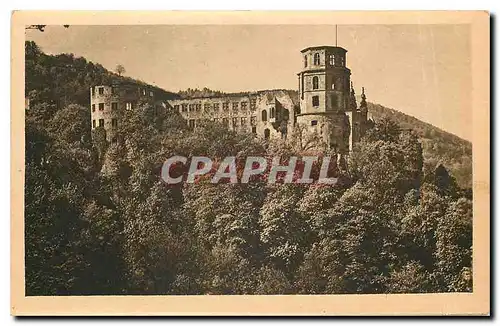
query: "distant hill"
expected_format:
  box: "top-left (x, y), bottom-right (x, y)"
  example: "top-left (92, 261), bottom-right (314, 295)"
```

top-left (25, 41), bottom-right (180, 109)
top-left (365, 101), bottom-right (472, 188)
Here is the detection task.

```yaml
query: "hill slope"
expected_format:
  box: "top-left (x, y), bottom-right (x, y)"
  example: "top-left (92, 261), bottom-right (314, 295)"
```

top-left (365, 102), bottom-right (472, 188)
top-left (25, 41), bottom-right (180, 109)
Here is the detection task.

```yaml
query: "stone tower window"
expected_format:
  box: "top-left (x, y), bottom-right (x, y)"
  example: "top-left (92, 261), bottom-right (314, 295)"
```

top-left (264, 128), bottom-right (270, 140)
top-left (112, 119), bottom-right (118, 127)
top-left (313, 53), bottom-right (320, 65)
top-left (91, 104), bottom-right (95, 112)
top-left (329, 54), bottom-right (335, 66)
top-left (312, 76), bottom-right (319, 90)
top-left (270, 107), bottom-right (275, 119)
top-left (261, 110), bottom-right (267, 122)
top-left (98, 87), bottom-right (104, 95)
top-left (312, 96), bottom-right (319, 107)
top-left (311, 120), bottom-right (318, 126)
top-left (98, 103), bottom-right (104, 111)
top-left (304, 56), bottom-right (308, 68)
top-left (92, 120), bottom-right (96, 128)
top-left (98, 119), bottom-right (104, 127)
top-left (111, 102), bottom-right (118, 111)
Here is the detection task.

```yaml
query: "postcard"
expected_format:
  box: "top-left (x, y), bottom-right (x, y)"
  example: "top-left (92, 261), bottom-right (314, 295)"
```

top-left (11, 10), bottom-right (490, 316)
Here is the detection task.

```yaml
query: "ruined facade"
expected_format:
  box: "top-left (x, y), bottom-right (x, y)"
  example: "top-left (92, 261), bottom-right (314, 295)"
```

top-left (90, 82), bottom-right (161, 142)
top-left (90, 45), bottom-right (371, 152)
top-left (166, 90), bottom-right (297, 141)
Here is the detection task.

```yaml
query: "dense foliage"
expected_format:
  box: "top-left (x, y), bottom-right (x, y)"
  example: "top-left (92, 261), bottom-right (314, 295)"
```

top-left (25, 41), bottom-right (179, 110)
top-left (25, 42), bottom-right (473, 295)
top-left (366, 102), bottom-right (472, 189)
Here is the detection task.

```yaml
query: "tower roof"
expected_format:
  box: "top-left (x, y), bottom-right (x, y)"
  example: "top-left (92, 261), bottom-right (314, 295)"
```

top-left (300, 46), bottom-right (347, 53)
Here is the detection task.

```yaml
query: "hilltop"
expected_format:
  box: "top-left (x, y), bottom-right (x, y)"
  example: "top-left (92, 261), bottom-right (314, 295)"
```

top-left (25, 41), bottom-right (180, 109)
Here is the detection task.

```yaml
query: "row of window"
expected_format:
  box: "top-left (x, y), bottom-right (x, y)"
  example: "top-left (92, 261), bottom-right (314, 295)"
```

top-left (175, 99), bottom-right (257, 113)
top-left (92, 118), bottom-right (118, 128)
top-left (91, 102), bottom-right (136, 112)
top-left (91, 86), bottom-right (154, 97)
top-left (309, 76), bottom-right (343, 91)
top-left (260, 108), bottom-right (275, 122)
top-left (91, 86), bottom-right (114, 96)
top-left (260, 107), bottom-right (291, 122)
top-left (304, 53), bottom-right (345, 68)
top-left (188, 116), bottom-right (257, 128)
top-left (91, 102), bottom-right (119, 112)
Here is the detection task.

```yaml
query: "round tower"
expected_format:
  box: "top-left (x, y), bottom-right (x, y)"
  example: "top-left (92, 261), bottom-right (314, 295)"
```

top-left (296, 46), bottom-right (352, 153)
top-left (90, 85), bottom-right (120, 142)
top-left (90, 82), bottom-right (157, 142)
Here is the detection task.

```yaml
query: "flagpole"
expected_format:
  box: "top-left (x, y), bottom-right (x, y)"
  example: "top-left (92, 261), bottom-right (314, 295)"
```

top-left (336, 25), bottom-right (338, 46)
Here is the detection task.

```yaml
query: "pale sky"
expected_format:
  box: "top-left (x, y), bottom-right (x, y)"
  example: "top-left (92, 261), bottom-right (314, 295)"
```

top-left (26, 24), bottom-right (472, 140)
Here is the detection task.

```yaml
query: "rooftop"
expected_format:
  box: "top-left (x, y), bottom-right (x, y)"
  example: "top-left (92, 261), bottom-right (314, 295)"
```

top-left (300, 46), bottom-right (348, 53)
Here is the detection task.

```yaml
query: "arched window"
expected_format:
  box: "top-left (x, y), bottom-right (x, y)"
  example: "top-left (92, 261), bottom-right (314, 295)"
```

top-left (270, 107), bottom-right (275, 119)
top-left (261, 110), bottom-right (267, 122)
top-left (304, 56), bottom-right (308, 68)
top-left (313, 53), bottom-right (320, 65)
top-left (312, 76), bottom-right (319, 90)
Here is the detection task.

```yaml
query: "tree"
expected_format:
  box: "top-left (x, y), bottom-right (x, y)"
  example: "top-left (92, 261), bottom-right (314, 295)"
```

top-left (115, 64), bottom-right (126, 76)
top-left (259, 184), bottom-right (310, 275)
top-left (434, 197), bottom-right (473, 292)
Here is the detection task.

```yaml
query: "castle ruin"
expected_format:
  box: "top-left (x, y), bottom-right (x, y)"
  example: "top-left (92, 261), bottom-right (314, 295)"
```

top-left (90, 45), bottom-right (371, 153)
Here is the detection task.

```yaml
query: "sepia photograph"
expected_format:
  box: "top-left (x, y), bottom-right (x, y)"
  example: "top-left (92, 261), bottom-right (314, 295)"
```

top-left (11, 11), bottom-right (490, 315)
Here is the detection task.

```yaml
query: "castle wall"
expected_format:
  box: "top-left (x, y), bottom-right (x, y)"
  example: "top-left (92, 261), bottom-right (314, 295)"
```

top-left (167, 90), bottom-right (296, 141)
top-left (90, 84), bottom-right (158, 141)
top-left (88, 46), bottom-right (370, 152)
